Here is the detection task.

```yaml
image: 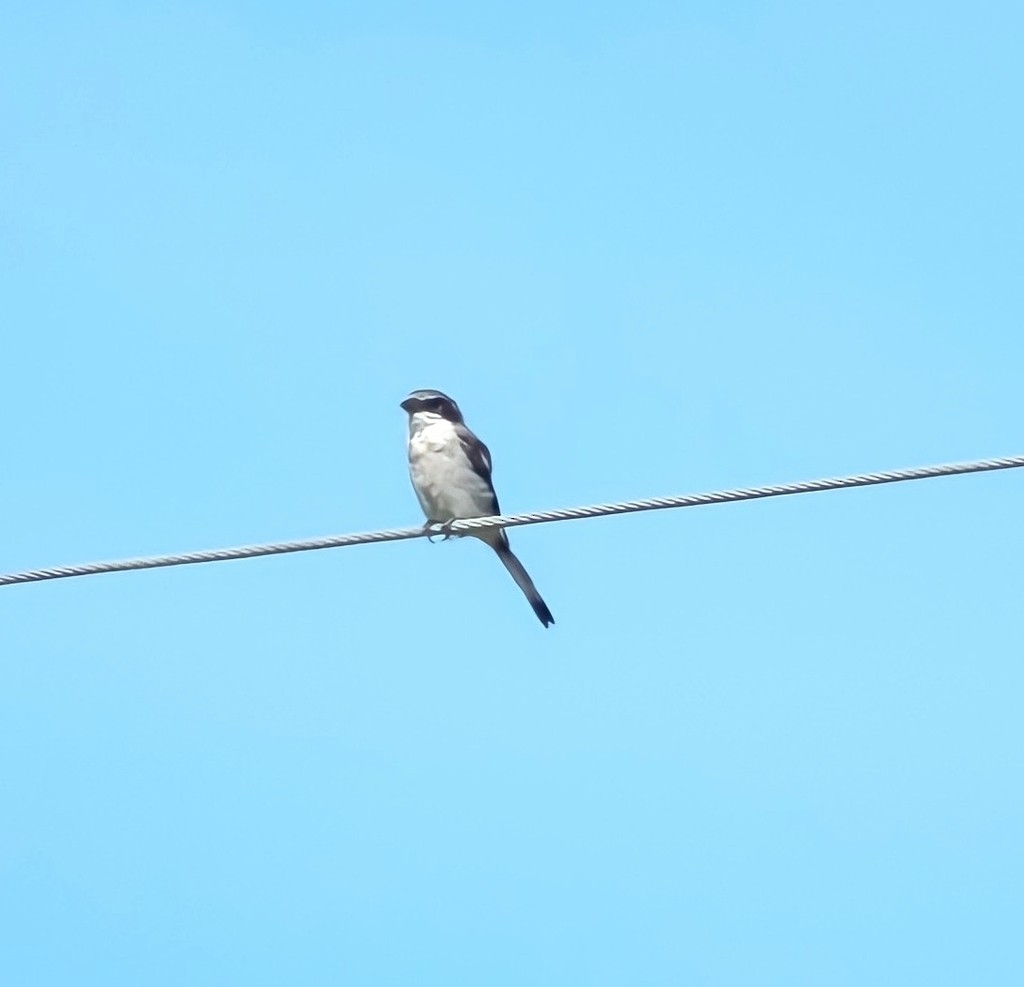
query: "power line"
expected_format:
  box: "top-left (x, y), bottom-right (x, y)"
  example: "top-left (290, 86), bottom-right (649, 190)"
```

top-left (1, 454), bottom-right (1021, 588)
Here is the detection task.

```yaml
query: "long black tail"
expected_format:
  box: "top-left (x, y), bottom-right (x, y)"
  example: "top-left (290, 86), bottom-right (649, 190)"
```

top-left (492, 542), bottom-right (555, 628)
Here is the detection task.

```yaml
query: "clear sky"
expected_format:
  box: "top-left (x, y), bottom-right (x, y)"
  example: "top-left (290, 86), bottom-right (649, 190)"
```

top-left (2, 2), bottom-right (1022, 984)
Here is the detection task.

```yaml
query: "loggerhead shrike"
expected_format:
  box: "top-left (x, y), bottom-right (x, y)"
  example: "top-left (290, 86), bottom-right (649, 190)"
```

top-left (400, 389), bottom-right (555, 628)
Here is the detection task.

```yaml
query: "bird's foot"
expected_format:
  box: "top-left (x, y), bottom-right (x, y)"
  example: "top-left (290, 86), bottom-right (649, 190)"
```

top-left (424, 519), bottom-right (458, 543)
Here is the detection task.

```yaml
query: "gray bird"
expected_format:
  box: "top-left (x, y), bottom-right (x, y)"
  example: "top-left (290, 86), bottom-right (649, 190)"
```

top-left (400, 389), bottom-right (555, 628)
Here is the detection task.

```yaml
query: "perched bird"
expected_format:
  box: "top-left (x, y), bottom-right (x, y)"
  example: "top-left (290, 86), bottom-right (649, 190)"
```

top-left (400, 389), bottom-right (555, 628)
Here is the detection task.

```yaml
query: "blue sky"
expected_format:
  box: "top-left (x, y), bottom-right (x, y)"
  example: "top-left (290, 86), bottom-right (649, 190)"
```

top-left (2, 2), bottom-right (1022, 983)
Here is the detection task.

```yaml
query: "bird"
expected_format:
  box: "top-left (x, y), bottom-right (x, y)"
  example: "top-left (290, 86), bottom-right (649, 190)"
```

top-left (400, 389), bottom-right (555, 628)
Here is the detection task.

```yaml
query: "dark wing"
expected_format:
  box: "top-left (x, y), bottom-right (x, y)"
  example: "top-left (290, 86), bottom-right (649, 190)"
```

top-left (455, 422), bottom-right (501, 514)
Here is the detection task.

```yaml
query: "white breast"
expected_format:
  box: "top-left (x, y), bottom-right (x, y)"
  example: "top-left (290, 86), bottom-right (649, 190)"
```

top-left (407, 414), bottom-right (495, 521)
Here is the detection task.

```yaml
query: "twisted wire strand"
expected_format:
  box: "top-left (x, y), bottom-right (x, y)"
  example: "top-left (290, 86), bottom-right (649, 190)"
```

top-left (1, 454), bottom-right (1021, 588)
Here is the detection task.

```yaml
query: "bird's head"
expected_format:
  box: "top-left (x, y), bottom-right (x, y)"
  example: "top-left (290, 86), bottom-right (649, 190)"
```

top-left (400, 389), bottom-right (465, 424)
